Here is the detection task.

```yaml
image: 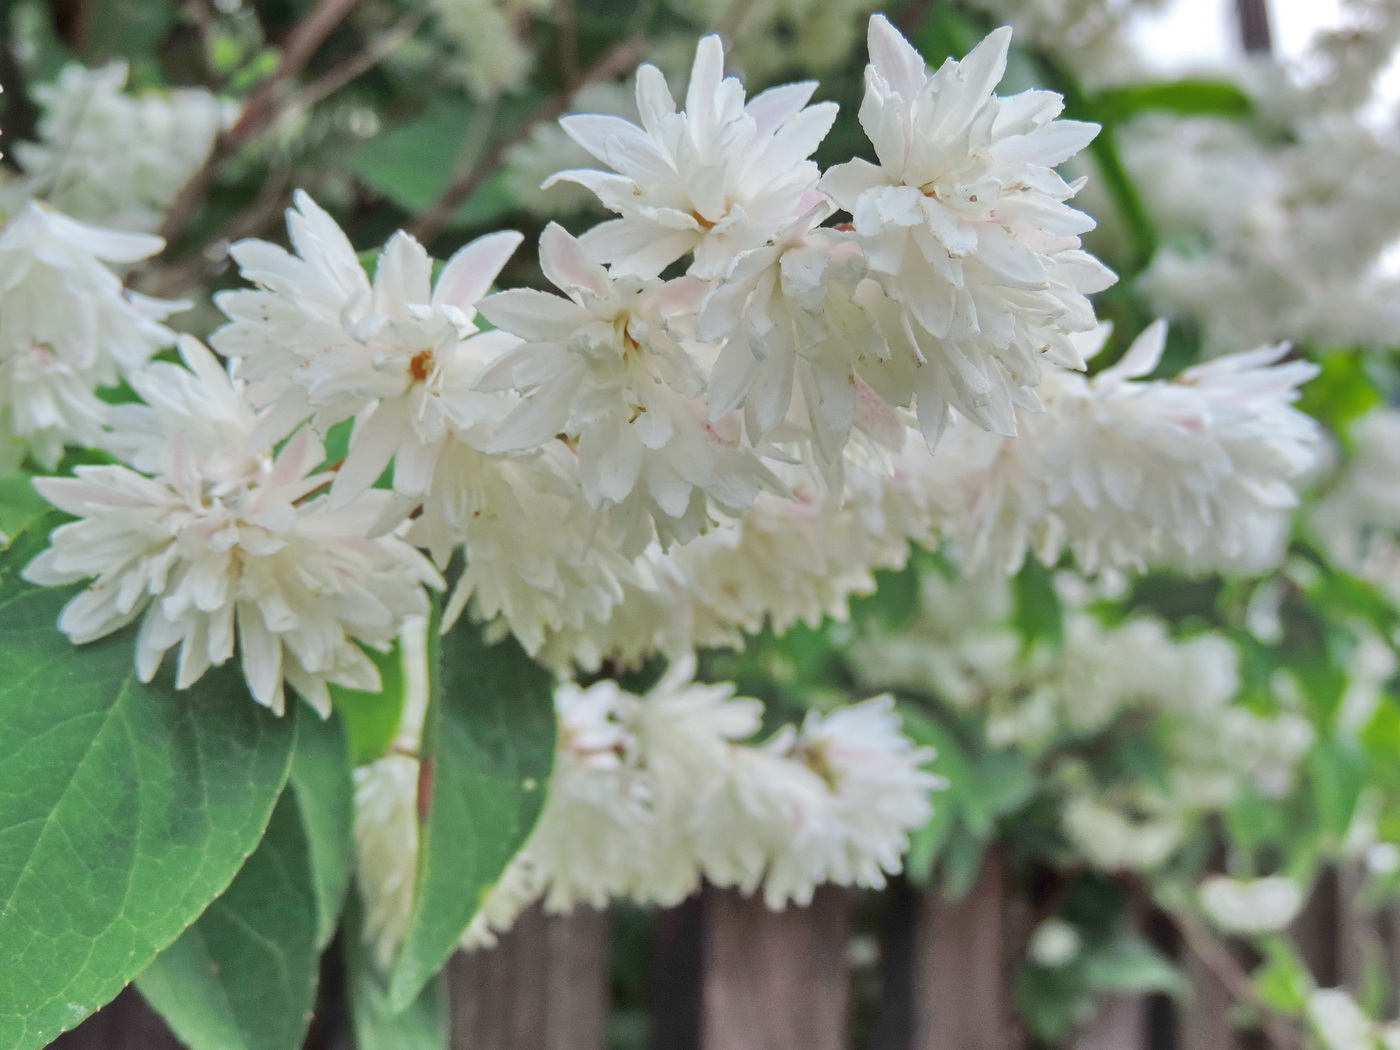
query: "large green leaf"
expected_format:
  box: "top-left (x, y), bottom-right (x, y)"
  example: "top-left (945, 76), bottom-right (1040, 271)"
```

top-left (136, 791), bottom-right (320, 1050)
top-left (0, 531), bottom-right (296, 1049)
top-left (1092, 79), bottom-right (1253, 123)
top-left (346, 892), bottom-right (448, 1050)
top-left (350, 98), bottom-right (531, 230)
top-left (386, 614), bottom-right (556, 1010)
top-left (332, 641), bottom-right (408, 766)
top-left (290, 712), bottom-right (355, 948)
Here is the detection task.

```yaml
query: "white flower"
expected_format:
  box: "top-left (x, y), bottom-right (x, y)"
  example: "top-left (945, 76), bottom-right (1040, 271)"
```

top-left (503, 83), bottom-right (638, 216)
top-left (1028, 918), bottom-right (1082, 967)
top-left (432, 0), bottom-right (549, 99)
top-left (354, 754), bottom-right (421, 969)
top-left (698, 204), bottom-right (904, 466)
top-left (213, 192), bottom-right (523, 528)
top-left (930, 321), bottom-right (1322, 576)
top-left (0, 202), bottom-right (180, 466)
top-left (548, 34), bottom-right (838, 278)
top-left (24, 339), bottom-right (440, 715)
top-left (818, 16), bottom-right (1115, 445)
top-left (1309, 989), bottom-right (1379, 1050)
top-left (478, 222), bottom-right (782, 551)
top-left (1198, 875), bottom-right (1304, 935)
top-left (1061, 794), bottom-right (1183, 872)
top-left (8, 62), bottom-right (234, 232)
top-left (692, 695), bottom-right (939, 908)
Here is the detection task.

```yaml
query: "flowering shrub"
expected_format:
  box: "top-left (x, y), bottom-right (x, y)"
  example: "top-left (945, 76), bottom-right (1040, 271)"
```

top-left (0, 0), bottom-right (1398, 1047)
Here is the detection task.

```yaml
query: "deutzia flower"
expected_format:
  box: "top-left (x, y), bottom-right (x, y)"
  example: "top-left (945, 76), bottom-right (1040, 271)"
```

top-left (6, 62), bottom-right (234, 233)
top-left (698, 203), bottom-right (902, 467)
top-left (1198, 875), bottom-right (1304, 935)
top-left (695, 695), bottom-right (939, 908)
top-left (478, 222), bottom-right (782, 551)
top-left (930, 322), bottom-right (1321, 576)
top-left (547, 35), bottom-right (838, 278)
top-left (819, 16), bottom-right (1116, 444)
top-left (0, 202), bottom-right (180, 467)
top-left (24, 339), bottom-right (440, 715)
top-left (213, 192), bottom-right (523, 529)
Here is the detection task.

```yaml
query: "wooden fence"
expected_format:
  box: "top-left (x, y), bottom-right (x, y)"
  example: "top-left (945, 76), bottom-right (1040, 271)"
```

top-left (47, 857), bottom-right (1392, 1050)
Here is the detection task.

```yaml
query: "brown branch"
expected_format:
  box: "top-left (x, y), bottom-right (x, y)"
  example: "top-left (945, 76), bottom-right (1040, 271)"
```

top-left (284, 9), bottom-right (426, 116)
top-left (404, 35), bottom-right (643, 245)
top-left (1173, 912), bottom-right (1305, 1050)
top-left (156, 0), bottom-right (365, 247)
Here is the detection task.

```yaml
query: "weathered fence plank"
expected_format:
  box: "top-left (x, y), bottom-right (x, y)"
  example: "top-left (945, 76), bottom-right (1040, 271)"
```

top-left (1181, 947), bottom-right (1238, 1050)
top-left (912, 855), bottom-right (1027, 1050)
top-left (700, 886), bottom-right (855, 1050)
top-left (1070, 995), bottom-right (1148, 1050)
top-left (448, 904), bottom-right (612, 1050)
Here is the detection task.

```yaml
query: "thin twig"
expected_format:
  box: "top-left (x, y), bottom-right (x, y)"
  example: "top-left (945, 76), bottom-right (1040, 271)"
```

top-left (143, 165), bottom-right (294, 298)
top-left (157, 0), bottom-right (365, 247)
top-left (1173, 912), bottom-right (1305, 1050)
top-left (556, 0), bottom-right (582, 92)
top-left (405, 35), bottom-right (643, 245)
top-left (285, 9), bottom-right (426, 116)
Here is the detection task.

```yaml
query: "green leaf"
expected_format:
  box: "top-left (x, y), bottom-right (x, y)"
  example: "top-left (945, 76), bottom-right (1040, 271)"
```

top-left (78, 0), bottom-right (176, 62)
top-left (137, 791), bottom-right (320, 1050)
top-left (961, 747), bottom-right (1036, 837)
top-left (1084, 935), bottom-right (1187, 997)
top-left (1092, 79), bottom-right (1253, 123)
top-left (290, 711), bottom-right (355, 948)
top-left (350, 98), bottom-right (532, 231)
top-left (897, 704), bottom-right (968, 885)
top-left (938, 822), bottom-right (987, 901)
top-left (332, 641), bottom-right (408, 766)
top-left (386, 612), bottom-right (556, 1010)
top-left (346, 892), bottom-right (448, 1050)
top-left (0, 531), bottom-right (296, 1050)
top-left (1012, 558), bottom-right (1064, 651)
top-left (1297, 351), bottom-right (1382, 438)
top-left (1253, 937), bottom-right (1313, 1014)
top-left (0, 475), bottom-right (52, 544)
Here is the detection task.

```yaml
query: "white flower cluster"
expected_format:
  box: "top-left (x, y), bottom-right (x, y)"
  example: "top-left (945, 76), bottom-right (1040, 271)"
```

top-left (927, 321), bottom-right (1321, 577)
top-left (1308, 988), bottom-right (1400, 1050)
top-left (2, 62), bottom-right (233, 234)
top-left (1197, 874), bottom-right (1304, 935)
top-left (430, 0), bottom-right (553, 99)
top-left (23, 339), bottom-right (439, 715)
top-left (18, 16), bottom-right (1322, 715)
top-left (351, 657), bottom-right (938, 964)
top-left (1116, 68), bottom-right (1400, 355)
top-left (851, 567), bottom-right (1314, 873)
top-left (0, 204), bottom-right (181, 470)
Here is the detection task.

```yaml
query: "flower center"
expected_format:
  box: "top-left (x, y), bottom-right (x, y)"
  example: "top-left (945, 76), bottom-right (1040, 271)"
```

top-left (409, 349), bottom-right (435, 382)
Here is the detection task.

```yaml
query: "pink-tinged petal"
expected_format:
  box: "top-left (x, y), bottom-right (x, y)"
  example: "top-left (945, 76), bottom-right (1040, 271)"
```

top-left (374, 231), bottom-right (434, 313)
top-left (1100, 319), bottom-right (1168, 383)
top-left (329, 401), bottom-right (405, 507)
top-left (559, 114), bottom-right (675, 183)
top-left (489, 368), bottom-right (584, 452)
top-left (238, 604), bottom-right (286, 713)
top-left (478, 287), bottom-right (587, 343)
top-left (539, 222), bottom-right (613, 299)
top-left (818, 158), bottom-right (889, 210)
top-left (867, 14), bottom-right (927, 99)
top-left (433, 230), bottom-right (524, 311)
top-left (994, 120), bottom-right (1099, 169)
top-left (285, 191), bottom-right (368, 297)
top-left (634, 64), bottom-right (677, 136)
top-left (581, 417), bottom-right (643, 504)
top-left (685, 35), bottom-right (728, 136)
top-left (37, 204), bottom-right (166, 263)
top-left (580, 220), bottom-right (697, 279)
top-left (745, 81), bottom-right (819, 135)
